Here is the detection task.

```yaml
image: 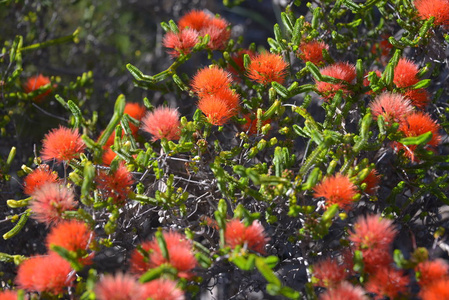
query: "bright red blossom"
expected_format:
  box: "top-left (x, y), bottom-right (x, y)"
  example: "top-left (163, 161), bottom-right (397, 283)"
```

top-left (403, 88), bottom-right (430, 109)
top-left (419, 279), bottom-right (449, 300)
top-left (416, 259), bottom-right (449, 288)
top-left (23, 164), bottom-right (58, 195)
top-left (224, 219), bottom-right (269, 254)
top-left (365, 266), bottom-right (410, 299)
top-left (124, 102), bottom-right (147, 136)
top-left (46, 220), bottom-right (94, 252)
top-left (163, 29), bottom-right (199, 58)
top-left (414, 0), bottom-right (449, 26)
top-left (0, 291), bottom-right (18, 300)
top-left (313, 174), bottom-right (358, 210)
top-left (141, 107), bottom-right (181, 141)
top-left (247, 52), bottom-right (288, 85)
top-left (191, 66), bottom-right (232, 98)
top-left (298, 40), bottom-right (329, 65)
top-left (393, 58), bottom-right (420, 88)
top-left (361, 169), bottom-right (381, 194)
top-left (16, 253), bottom-right (74, 294)
top-left (312, 257), bottom-right (347, 288)
top-left (96, 163), bottom-right (134, 206)
top-left (130, 231), bottom-right (196, 278)
top-left (30, 183), bottom-right (77, 225)
top-left (102, 148), bottom-right (117, 166)
top-left (319, 281), bottom-right (368, 300)
top-left (178, 10), bottom-right (210, 31)
top-left (141, 279), bottom-right (185, 300)
top-left (316, 62), bottom-right (356, 100)
top-left (198, 93), bottom-right (239, 125)
top-left (228, 49), bottom-right (256, 78)
top-left (41, 126), bottom-right (85, 163)
top-left (95, 273), bottom-right (141, 300)
top-left (23, 74), bottom-right (52, 103)
top-left (369, 92), bottom-right (413, 123)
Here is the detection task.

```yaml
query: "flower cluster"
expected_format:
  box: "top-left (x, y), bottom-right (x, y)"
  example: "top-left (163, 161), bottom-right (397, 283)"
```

top-left (224, 219), bottom-right (270, 254)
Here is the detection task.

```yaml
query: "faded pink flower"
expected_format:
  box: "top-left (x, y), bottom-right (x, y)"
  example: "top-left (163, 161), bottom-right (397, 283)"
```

top-left (95, 273), bottom-right (141, 300)
top-left (141, 279), bottom-right (185, 300)
top-left (369, 92), bottom-right (414, 123)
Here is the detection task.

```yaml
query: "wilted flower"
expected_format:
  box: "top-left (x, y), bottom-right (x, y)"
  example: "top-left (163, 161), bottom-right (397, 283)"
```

top-left (224, 219), bottom-right (270, 254)
top-left (23, 74), bottom-right (52, 103)
top-left (30, 183), bottom-right (77, 226)
top-left (41, 126), bottom-right (85, 163)
top-left (246, 52), bottom-right (288, 85)
top-left (313, 174), bottom-right (358, 210)
top-left (23, 164), bottom-right (58, 196)
top-left (141, 107), bottom-right (181, 141)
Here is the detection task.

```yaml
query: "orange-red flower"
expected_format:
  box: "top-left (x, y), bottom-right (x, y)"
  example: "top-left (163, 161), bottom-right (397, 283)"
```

top-left (0, 291), bottom-right (17, 300)
top-left (23, 164), bottom-right (58, 196)
top-left (369, 92), bottom-right (413, 123)
top-left (163, 29), bottom-right (199, 58)
top-left (319, 281), bottom-right (368, 300)
top-left (246, 52), bottom-right (288, 85)
top-left (419, 278), bottom-right (449, 300)
top-left (414, 0), bottom-right (449, 26)
top-left (241, 113), bottom-right (271, 135)
top-left (394, 112), bottom-right (441, 160)
top-left (30, 183), bottom-right (78, 225)
top-left (46, 220), bottom-right (94, 253)
top-left (179, 10), bottom-right (212, 31)
top-left (95, 273), bottom-right (141, 300)
top-left (298, 40), bottom-right (329, 66)
top-left (227, 49), bottom-right (256, 78)
top-left (16, 253), bottom-right (74, 294)
top-left (198, 92), bottom-right (239, 126)
top-left (191, 66), bottom-right (232, 98)
top-left (365, 266), bottom-right (410, 299)
top-left (96, 163), bottom-right (134, 206)
top-left (316, 62), bottom-right (356, 100)
top-left (130, 231), bottom-right (196, 278)
top-left (141, 279), bottom-right (185, 300)
top-left (224, 219), bottom-right (269, 254)
top-left (361, 169), bottom-right (381, 195)
top-left (313, 174), bottom-right (358, 210)
top-left (402, 88), bottom-right (430, 109)
top-left (393, 58), bottom-right (420, 88)
top-left (312, 257), bottom-right (347, 288)
top-left (41, 126), bottom-right (85, 163)
top-left (141, 107), bottom-right (181, 142)
top-left (23, 74), bottom-right (52, 103)
top-left (124, 102), bottom-right (147, 136)
top-left (416, 259), bottom-right (449, 288)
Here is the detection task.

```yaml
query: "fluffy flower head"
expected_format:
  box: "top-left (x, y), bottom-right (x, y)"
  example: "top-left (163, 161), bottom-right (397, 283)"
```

top-left (393, 58), bottom-right (420, 88)
top-left (416, 259), bottom-right (449, 288)
top-left (369, 92), bottom-right (413, 123)
top-left (141, 107), bottom-right (181, 142)
top-left (95, 273), bottom-right (141, 300)
top-left (313, 174), bottom-right (358, 210)
top-left (0, 291), bottom-right (18, 300)
top-left (46, 220), bottom-right (94, 253)
top-left (224, 219), bottom-right (269, 254)
top-left (191, 66), bottom-right (232, 98)
top-left (414, 0), bottom-right (449, 26)
top-left (23, 74), bottom-right (52, 103)
top-left (403, 88), bottom-right (430, 109)
top-left (350, 214), bottom-right (397, 250)
top-left (16, 253), bottom-right (74, 294)
top-left (124, 102), bottom-right (147, 136)
top-left (312, 257), bottom-right (347, 288)
top-left (179, 10), bottom-right (211, 31)
top-left (419, 278), bottom-right (449, 300)
top-left (198, 93), bottom-right (239, 126)
top-left (163, 29), bottom-right (199, 58)
top-left (96, 163), bottom-right (134, 206)
top-left (298, 40), bottom-right (329, 65)
top-left (319, 281), bottom-right (369, 300)
top-left (141, 279), bottom-right (185, 300)
top-left (246, 52), bottom-right (288, 85)
top-left (316, 62), bottom-right (356, 100)
top-left (23, 164), bottom-right (58, 195)
top-left (41, 126), bottom-right (85, 163)
top-left (365, 267), bottom-right (409, 299)
top-left (30, 183), bottom-right (77, 225)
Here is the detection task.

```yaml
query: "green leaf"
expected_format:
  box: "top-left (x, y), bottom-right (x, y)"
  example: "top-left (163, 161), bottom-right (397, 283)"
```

top-left (399, 131), bottom-right (432, 146)
top-left (50, 245), bottom-right (83, 271)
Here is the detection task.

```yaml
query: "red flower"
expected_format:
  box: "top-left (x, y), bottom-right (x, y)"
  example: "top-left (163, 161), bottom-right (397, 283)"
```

top-left (242, 113), bottom-right (270, 135)
top-left (30, 183), bottom-right (77, 225)
top-left (416, 259), bottom-right (449, 288)
top-left (319, 281), bottom-right (368, 300)
top-left (312, 257), bottom-right (347, 288)
top-left (130, 231), bottom-right (196, 278)
top-left (298, 40), bottom-right (329, 66)
top-left (102, 148), bottom-right (117, 166)
top-left (141, 107), bottom-right (181, 141)
top-left (419, 279), bottom-right (449, 300)
top-left (349, 215), bottom-right (397, 273)
top-left (365, 266), bottom-right (410, 299)
top-left (198, 93), bottom-right (239, 126)
top-left (23, 164), bottom-right (58, 195)
top-left (246, 52), bottom-right (288, 85)
top-left (163, 29), bottom-right (199, 58)
top-left (179, 10), bottom-right (211, 31)
top-left (191, 66), bottom-right (232, 98)
top-left (313, 174), bottom-right (358, 210)
top-left (46, 220), bottom-right (94, 252)
top-left (227, 49), bottom-right (256, 78)
top-left (402, 88), bottom-right (430, 109)
top-left (124, 102), bottom-right (147, 136)
top-left (95, 273), bottom-right (141, 300)
top-left (23, 74), bottom-right (52, 103)
top-left (393, 58), bottom-right (420, 88)
top-left (0, 290), bottom-right (18, 300)
top-left (394, 112), bottom-right (441, 160)
top-left (316, 62), bottom-right (356, 100)
top-left (16, 253), bottom-right (74, 294)
top-left (96, 163), bottom-right (134, 206)
top-left (361, 169), bottom-right (381, 195)
top-left (41, 126), bottom-right (85, 163)
top-left (224, 219), bottom-right (269, 254)
top-left (141, 279), bottom-right (185, 300)
top-left (369, 92), bottom-right (413, 123)
top-left (414, 0), bottom-right (449, 26)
